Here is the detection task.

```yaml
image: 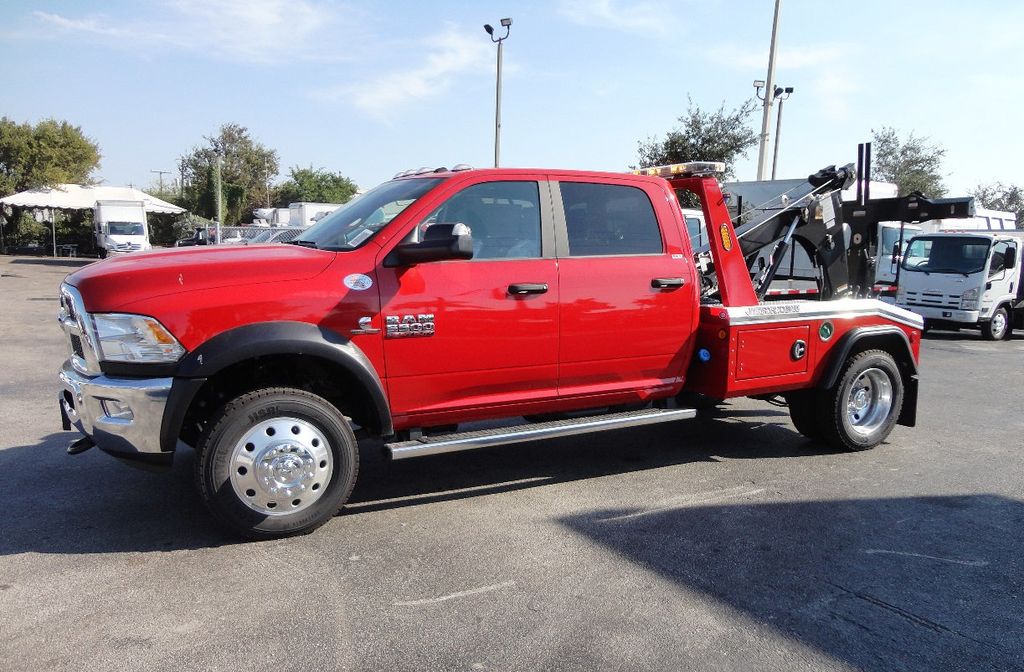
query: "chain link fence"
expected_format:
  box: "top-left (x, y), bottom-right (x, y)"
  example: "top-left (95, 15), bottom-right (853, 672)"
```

top-left (214, 226), bottom-right (307, 246)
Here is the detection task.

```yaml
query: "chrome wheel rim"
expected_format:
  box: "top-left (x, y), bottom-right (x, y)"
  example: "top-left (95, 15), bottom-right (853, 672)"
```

top-left (846, 368), bottom-right (893, 437)
top-left (991, 312), bottom-right (1007, 338)
top-left (229, 417), bottom-right (333, 516)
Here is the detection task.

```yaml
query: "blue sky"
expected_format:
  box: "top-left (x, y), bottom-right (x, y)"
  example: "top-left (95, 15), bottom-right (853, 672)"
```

top-left (1, 0), bottom-right (1021, 196)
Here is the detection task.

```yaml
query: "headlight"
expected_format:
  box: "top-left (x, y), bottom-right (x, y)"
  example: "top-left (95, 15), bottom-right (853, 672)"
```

top-left (92, 313), bottom-right (185, 363)
top-left (960, 288), bottom-right (979, 310)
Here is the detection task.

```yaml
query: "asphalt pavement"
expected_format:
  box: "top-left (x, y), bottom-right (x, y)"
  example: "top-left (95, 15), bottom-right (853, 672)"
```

top-left (1, 256), bottom-right (1022, 672)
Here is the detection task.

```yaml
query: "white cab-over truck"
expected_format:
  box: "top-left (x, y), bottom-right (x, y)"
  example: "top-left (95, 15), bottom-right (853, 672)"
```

top-left (94, 200), bottom-right (150, 258)
top-left (896, 230), bottom-right (1024, 340)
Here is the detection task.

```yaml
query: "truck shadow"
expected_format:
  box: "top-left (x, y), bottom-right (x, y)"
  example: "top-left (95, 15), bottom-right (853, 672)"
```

top-left (0, 433), bottom-right (226, 556)
top-left (924, 329), bottom-right (1021, 342)
top-left (0, 406), bottom-right (844, 555)
top-left (558, 494), bottom-right (1024, 671)
top-left (8, 257), bottom-right (95, 268)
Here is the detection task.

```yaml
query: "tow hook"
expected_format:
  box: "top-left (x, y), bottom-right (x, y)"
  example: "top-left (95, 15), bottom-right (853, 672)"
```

top-left (67, 436), bottom-right (95, 456)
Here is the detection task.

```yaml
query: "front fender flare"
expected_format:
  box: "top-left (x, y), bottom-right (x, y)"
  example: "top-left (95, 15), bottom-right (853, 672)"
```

top-left (167, 322), bottom-right (392, 447)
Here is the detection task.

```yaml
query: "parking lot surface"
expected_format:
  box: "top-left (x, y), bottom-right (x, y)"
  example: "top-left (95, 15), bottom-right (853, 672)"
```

top-left (2, 256), bottom-right (1023, 672)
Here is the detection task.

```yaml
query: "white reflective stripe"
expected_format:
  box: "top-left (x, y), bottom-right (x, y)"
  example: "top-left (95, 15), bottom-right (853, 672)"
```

top-left (721, 298), bottom-right (924, 329)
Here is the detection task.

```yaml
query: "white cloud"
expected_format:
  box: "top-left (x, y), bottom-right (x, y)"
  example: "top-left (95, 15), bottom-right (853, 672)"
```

top-left (557, 0), bottom-right (671, 35)
top-left (316, 26), bottom-right (492, 119)
top-left (709, 44), bottom-right (848, 72)
top-left (32, 0), bottom-right (353, 64)
top-left (708, 42), bottom-right (860, 120)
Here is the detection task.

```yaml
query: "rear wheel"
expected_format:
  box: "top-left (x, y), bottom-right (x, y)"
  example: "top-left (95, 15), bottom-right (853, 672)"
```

top-left (785, 391), bottom-right (823, 440)
top-left (195, 387), bottom-right (358, 539)
top-left (981, 306), bottom-right (1010, 341)
top-left (819, 349), bottom-right (904, 451)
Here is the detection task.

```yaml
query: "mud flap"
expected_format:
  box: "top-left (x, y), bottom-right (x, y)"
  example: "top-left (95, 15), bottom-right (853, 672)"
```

top-left (897, 373), bottom-right (918, 427)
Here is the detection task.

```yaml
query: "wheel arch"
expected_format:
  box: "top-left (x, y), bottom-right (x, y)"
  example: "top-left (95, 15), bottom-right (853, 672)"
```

top-left (819, 325), bottom-right (918, 427)
top-left (162, 322), bottom-right (392, 452)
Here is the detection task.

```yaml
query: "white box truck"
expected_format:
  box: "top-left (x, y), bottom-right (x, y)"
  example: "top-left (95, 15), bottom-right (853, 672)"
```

top-left (94, 200), bottom-right (150, 258)
top-left (921, 206), bottom-right (1018, 233)
top-left (896, 230), bottom-right (1024, 339)
top-left (288, 202), bottom-right (343, 227)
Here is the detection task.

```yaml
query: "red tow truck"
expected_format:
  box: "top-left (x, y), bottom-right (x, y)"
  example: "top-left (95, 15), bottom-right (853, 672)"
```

top-left (57, 162), bottom-right (922, 538)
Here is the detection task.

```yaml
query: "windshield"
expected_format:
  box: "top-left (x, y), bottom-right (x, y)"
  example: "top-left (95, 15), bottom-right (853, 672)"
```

top-left (296, 178), bottom-right (445, 250)
top-left (107, 222), bottom-right (144, 236)
top-left (902, 236), bottom-right (991, 275)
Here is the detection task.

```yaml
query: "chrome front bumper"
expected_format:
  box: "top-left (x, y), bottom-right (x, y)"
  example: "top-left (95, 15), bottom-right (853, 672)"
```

top-left (59, 359), bottom-right (173, 459)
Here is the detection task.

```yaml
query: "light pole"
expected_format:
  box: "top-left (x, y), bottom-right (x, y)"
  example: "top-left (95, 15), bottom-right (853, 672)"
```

top-left (755, 0), bottom-right (783, 180)
top-left (484, 17), bottom-right (512, 168)
top-left (770, 86), bottom-right (793, 180)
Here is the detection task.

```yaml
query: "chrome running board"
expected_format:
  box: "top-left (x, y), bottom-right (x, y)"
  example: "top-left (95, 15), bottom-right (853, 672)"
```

top-left (385, 407), bottom-right (696, 460)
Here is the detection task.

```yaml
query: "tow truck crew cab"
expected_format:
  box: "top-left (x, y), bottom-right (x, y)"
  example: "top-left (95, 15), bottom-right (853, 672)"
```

top-left (57, 163), bottom-right (923, 538)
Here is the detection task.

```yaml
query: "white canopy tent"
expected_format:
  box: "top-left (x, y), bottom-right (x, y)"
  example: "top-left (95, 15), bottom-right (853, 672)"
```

top-left (0, 184), bottom-right (185, 213)
top-left (0, 184), bottom-right (186, 256)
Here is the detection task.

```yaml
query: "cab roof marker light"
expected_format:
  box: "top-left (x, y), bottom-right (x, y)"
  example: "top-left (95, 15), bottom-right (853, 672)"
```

top-left (631, 161), bottom-right (727, 178)
top-left (451, 164), bottom-right (473, 172)
top-left (414, 167), bottom-right (433, 175)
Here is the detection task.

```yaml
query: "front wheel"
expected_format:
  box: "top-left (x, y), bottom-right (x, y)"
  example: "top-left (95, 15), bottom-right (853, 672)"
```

top-left (195, 387), bottom-right (359, 539)
top-left (819, 349), bottom-right (904, 451)
top-left (981, 306), bottom-right (1010, 341)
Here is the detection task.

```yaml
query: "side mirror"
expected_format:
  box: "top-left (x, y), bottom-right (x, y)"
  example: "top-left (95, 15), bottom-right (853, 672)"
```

top-left (1005, 246), bottom-right (1017, 270)
top-left (390, 223), bottom-right (473, 266)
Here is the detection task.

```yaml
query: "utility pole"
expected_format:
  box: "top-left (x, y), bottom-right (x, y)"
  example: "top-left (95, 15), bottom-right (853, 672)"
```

top-left (264, 157), bottom-right (271, 207)
top-left (150, 169), bottom-right (171, 193)
top-left (178, 157), bottom-right (186, 198)
top-left (484, 18), bottom-right (512, 168)
top-left (214, 154), bottom-right (223, 244)
top-left (755, 0), bottom-right (782, 180)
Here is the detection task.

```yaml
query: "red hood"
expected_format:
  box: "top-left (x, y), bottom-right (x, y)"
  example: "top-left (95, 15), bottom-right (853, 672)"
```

top-left (67, 245), bottom-right (336, 312)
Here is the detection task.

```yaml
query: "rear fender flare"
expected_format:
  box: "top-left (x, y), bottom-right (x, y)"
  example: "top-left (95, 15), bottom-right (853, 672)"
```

top-left (819, 325), bottom-right (919, 427)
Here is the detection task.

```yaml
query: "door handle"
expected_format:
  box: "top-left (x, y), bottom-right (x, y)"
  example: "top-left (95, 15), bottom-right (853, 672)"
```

top-left (508, 283), bottom-right (548, 295)
top-left (651, 277), bottom-right (686, 289)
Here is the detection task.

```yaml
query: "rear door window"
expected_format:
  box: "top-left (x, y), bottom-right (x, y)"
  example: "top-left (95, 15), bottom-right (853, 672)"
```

top-left (561, 182), bottom-right (663, 256)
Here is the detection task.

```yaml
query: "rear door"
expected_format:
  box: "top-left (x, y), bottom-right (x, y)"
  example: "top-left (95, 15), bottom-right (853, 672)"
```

top-left (553, 177), bottom-right (697, 398)
top-left (376, 176), bottom-right (560, 422)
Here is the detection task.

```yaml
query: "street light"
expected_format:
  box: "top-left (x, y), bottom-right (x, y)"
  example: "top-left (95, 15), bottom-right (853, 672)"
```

top-left (484, 17), bottom-right (512, 168)
top-left (771, 86), bottom-right (794, 180)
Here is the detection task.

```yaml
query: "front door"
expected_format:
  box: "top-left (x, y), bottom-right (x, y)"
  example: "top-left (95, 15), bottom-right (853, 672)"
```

top-left (376, 177), bottom-right (559, 424)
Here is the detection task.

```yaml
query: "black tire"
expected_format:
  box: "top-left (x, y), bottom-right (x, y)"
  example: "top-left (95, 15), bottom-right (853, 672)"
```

top-left (98, 248), bottom-right (108, 259)
top-left (195, 387), bottom-right (358, 540)
top-left (784, 390), bottom-right (823, 440)
top-left (819, 349), bottom-right (904, 452)
top-left (981, 306), bottom-right (1011, 341)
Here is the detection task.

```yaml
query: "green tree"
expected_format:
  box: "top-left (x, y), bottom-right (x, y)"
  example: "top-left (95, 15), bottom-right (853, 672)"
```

top-left (180, 123), bottom-right (278, 225)
top-left (0, 117), bottom-right (101, 196)
top-left (969, 182), bottom-right (1023, 230)
top-left (636, 98), bottom-right (759, 180)
top-left (871, 127), bottom-right (946, 197)
top-left (274, 166), bottom-right (358, 207)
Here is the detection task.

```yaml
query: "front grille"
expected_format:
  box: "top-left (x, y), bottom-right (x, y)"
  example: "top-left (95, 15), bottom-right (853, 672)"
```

top-left (904, 290), bottom-right (960, 309)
